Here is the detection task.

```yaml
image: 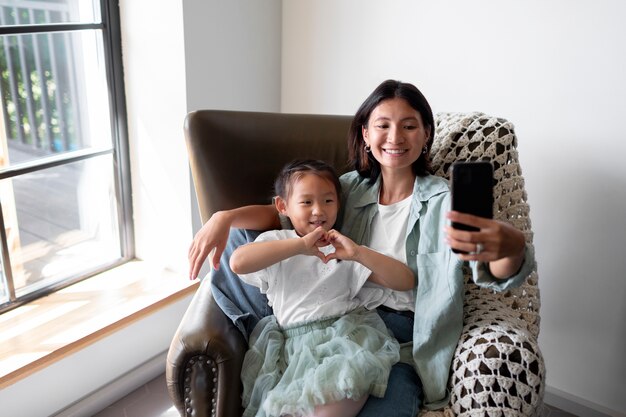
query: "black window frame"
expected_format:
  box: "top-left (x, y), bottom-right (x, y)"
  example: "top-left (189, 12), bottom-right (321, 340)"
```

top-left (0, 0), bottom-right (133, 314)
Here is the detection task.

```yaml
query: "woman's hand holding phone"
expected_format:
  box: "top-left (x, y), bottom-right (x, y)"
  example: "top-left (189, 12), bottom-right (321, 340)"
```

top-left (447, 161), bottom-right (527, 277)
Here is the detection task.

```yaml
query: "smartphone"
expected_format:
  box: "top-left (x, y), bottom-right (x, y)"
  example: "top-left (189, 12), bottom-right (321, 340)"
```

top-left (450, 161), bottom-right (494, 253)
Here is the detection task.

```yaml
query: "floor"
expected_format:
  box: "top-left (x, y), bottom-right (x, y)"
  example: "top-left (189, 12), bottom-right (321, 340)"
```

top-left (93, 373), bottom-right (178, 417)
top-left (93, 373), bottom-right (579, 417)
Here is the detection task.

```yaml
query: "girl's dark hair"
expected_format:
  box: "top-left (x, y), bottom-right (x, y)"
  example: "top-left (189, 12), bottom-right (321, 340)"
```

top-left (274, 159), bottom-right (342, 200)
top-left (347, 79), bottom-right (435, 182)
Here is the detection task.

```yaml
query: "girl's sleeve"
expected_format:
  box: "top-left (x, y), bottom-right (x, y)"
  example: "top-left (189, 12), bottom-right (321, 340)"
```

top-left (237, 230), bottom-right (282, 294)
top-left (349, 260), bottom-right (373, 295)
top-left (350, 260), bottom-right (389, 309)
top-left (238, 269), bottom-right (270, 293)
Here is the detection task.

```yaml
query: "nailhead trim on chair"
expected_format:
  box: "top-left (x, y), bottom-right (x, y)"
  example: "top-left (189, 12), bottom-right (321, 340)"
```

top-left (183, 355), bottom-right (218, 417)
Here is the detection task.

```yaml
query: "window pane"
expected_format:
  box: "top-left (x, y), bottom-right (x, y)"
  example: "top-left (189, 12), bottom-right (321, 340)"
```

top-left (1, 154), bottom-right (121, 296)
top-left (0, 1), bottom-right (100, 26)
top-left (0, 29), bottom-right (112, 165)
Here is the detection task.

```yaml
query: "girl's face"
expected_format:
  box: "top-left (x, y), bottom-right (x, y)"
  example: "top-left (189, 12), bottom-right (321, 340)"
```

top-left (362, 97), bottom-right (430, 177)
top-left (275, 173), bottom-right (339, 236)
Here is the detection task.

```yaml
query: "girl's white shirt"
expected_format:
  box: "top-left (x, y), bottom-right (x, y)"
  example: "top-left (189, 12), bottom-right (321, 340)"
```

top-left (238, 229), bottom-right (384, 327)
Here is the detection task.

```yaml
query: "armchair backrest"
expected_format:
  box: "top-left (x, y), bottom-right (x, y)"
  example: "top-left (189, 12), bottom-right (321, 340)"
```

top-left (431, 112), bottom-right (532, 237)
top-left (184, 110), bottom-right (352, 224)
top-left (431, 112), bottom-right (540, 337)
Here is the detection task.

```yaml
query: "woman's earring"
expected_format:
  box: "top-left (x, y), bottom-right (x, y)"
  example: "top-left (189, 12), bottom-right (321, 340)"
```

top-left (364, 144), bottom-right (371, 153)
top-left (422, 145), bottom-right (428, 155)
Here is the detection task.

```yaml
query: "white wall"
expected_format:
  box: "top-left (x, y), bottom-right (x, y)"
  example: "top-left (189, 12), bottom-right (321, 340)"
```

top-left (183, 0), bottom-right (282, 113)
top-left (121, 0), bottom-right (190, 274)
top-left (182, 0), bottom-right (282, 280)
top-left (282, 0), bottom-right (626, 414)
top-left (123, 0), bottom-right (281, 271)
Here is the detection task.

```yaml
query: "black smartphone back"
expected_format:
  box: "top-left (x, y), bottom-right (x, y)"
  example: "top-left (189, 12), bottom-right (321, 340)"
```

top-left (450, 161), bottom-right (494, 233)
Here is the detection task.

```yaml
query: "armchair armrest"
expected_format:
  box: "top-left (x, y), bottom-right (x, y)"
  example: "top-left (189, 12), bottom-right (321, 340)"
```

top-left (166, 278), bottom-right (246, 417)
top-left (449, 288), bottom-right (545, 417)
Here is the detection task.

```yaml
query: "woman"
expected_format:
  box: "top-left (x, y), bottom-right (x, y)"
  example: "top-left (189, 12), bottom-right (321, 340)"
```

top-left (187, 80), bottom-right (534, 415)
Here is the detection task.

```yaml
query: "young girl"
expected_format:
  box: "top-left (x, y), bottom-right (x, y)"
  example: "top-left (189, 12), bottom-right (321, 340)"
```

top-left (229, 159), bottom-right (415, 417)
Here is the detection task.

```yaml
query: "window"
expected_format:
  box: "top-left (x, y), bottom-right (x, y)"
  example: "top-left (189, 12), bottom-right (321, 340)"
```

top-left (0, 0), bottom-right (132, 313)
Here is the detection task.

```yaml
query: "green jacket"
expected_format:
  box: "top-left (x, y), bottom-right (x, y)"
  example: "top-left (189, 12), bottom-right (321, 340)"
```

top-left (338, 171), bottom-right (535, 410)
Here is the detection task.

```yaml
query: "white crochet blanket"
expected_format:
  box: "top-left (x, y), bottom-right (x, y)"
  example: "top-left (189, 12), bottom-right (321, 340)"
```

top-left (419, 112), bottom-right (545, 417)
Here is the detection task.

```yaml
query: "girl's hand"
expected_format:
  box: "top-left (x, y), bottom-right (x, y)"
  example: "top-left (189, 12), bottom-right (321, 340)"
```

top-left (188, 211), bottom-right (232, 279)
top-left (301, 226), bottom-right (332, 261)
top-left (445, 211), bottom-right (526, 278)
top-left (324, 229), bottom-right (360, 262)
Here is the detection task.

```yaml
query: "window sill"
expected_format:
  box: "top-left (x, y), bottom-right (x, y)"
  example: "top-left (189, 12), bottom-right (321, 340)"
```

top-left (0, 260), bottom-right (198, 389)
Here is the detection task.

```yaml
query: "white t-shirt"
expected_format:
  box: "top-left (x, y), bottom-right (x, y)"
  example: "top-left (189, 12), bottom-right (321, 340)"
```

top-left (366, 194), bottom-right (416, 311)
top-left (238, 229), bottom-right (384, 326)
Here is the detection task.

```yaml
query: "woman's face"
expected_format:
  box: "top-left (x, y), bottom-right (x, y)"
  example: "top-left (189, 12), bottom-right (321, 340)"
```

top-left (362, 97), bottom-right (430, 177)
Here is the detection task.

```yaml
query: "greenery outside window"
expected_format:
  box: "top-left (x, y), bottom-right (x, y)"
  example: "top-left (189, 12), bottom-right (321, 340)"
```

top-left (0, 0), bottom-right (132, 313)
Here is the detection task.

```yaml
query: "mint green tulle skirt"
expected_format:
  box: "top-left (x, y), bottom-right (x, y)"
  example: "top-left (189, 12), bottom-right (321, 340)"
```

top-left (241, 308), bottom-right (400, 417)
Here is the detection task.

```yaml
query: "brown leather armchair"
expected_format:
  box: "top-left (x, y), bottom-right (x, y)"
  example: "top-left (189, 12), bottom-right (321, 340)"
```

top-left (167, 110), bottom-right (545, 417)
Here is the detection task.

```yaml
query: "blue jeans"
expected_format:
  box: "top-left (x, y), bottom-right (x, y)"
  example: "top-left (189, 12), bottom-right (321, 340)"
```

top-left (358, 309), bottom-right (423, 417)
top-left (210, 228), bottom-right (271, 341)
top-left (210, 228), bottom-right (423, 415)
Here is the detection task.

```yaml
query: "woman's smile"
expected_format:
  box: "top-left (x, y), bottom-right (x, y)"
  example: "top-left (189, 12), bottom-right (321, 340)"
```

top-left (363, 97), bottom-right (429, 173)
top-left (382, 148), bottom-right (408, 155)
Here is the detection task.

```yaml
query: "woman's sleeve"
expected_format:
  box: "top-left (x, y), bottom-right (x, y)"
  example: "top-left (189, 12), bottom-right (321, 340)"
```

top-left (337, 172), bottom-right (356, 230)
top-left (471, 244), bottom-right (536, 291)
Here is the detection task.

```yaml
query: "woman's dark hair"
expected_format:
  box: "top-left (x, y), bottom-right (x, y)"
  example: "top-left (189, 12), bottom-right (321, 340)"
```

top-left (274, 159), bottom-right (342, 200)
top-left (347, 79), bottom-right (435, 182)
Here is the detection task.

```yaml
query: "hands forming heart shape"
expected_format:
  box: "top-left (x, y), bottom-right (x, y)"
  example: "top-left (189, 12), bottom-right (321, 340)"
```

top-left (303, 226), bottom-right (359, 264)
